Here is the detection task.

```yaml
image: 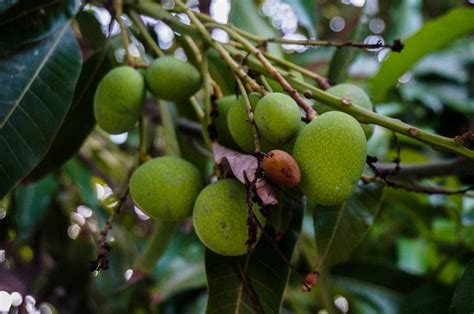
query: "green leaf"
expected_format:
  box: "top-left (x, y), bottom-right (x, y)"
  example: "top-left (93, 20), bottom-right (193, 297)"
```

top-left (0, 0), bottom-right (18, 13)
top-left (75, 10), bottom-right (107, 51)
top-left (0, 24), bottom-right (82, 198)
top-left (205, 190), bottom-right (305, 314)
top-left (450, 258), bottom-right (474, 314)
top-left (153, 231), bottom-right (206, 299)
top-left (333, 276), bottom-right (403, 314)
top-left (371, 8), bottom-right (474, 102)
top-left (27, 46), bottom-right (112, 181)
top-left (313, 183), bottom-right (385, 269)
top-left (0, 0), bottom-right (79, 55)
top-left (13, 175), bottom-right (58, 242)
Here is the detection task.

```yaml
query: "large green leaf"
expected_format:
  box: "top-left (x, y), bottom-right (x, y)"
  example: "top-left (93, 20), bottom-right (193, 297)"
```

top-left (27, 46), bottom-right (112, 181)
top-left (371, 8), bottom-right (474, 102)
top-left (13, 175), bottom-right (58, 242)
top-left (205, 190), bottom-right (305, 313)
top-left (0, 24), bottom-right (82, 198)
top-left (0, 0), bottom-right (79, 55)
top-left (313, 183), bottom-right (385, 269)
top-left (450, 258), bottom-right (474, 313)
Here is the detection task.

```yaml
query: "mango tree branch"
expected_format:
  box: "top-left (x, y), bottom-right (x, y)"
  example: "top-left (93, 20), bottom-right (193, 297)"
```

top-left (132, 2), bottom-right (474, 159)
top-left (207, 22), bottom-right (317, 121)
top-left (223, 46), bottom-right (474, 159)
top-left (173, 0), bottom-right (266, 95)
top-left (128, 10), bottom-right (165, 57)
top-left (236, 76), bottom-right (261, 152)
top-left (374, 158), bottom-right (474, 179)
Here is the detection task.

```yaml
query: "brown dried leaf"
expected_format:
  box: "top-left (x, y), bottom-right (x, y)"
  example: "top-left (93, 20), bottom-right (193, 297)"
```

top-left (212, 143), bottom-right (278, 205)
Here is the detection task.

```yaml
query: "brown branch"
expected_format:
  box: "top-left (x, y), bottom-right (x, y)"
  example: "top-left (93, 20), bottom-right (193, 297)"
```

top-left (366, 156), bottom-right (473, 196)
top-left (264, 38), bottom-right (404, 52)
top-left (90, 187), bottom-right (129, 272)
top-left (373, 158), bottom-right (474, 179)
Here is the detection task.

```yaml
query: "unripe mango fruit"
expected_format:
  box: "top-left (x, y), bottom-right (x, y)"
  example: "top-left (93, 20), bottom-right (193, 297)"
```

top-left (313, 83), bottom-right (374, 139)
top-left (129, 156), bottom-right (203, 221)
top-left (193, 179), bottom-right (266, 256)
top-left (93, 66), bottom-right (145, 134)
top-left (146, 56), bottom-right (201, 102)
top-left (254, 93), bottom-right (302, 145)
top-left (293, 111), bottom-right (367, 205)
top-left (213, 95), bottom-right (240, 148)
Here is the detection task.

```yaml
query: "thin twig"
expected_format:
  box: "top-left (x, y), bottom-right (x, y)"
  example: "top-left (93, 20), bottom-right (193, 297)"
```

top-left (114, 0), bottom-right (134, 65)
top-left (236, 76), bottom-right (261, 152)
top-left (90, 186), bottom-right (129, 272)
top-left (175, 0), bottom-right (266, 95)
top-left (207, 22), bottom-right (317, 121)
top-left (128, 10), bottom-right (165, 57)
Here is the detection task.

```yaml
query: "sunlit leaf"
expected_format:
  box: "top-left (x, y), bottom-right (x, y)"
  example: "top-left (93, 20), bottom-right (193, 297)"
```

top-left (13, 175), bottom-right (58, 242)
top-left (371, 8), bottom-right (474, 102)
top-left (313, 182), bottom-right (385, 269)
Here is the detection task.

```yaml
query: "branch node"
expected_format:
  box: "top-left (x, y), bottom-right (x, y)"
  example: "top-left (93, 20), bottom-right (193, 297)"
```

top-left (408, 128), bottom-right (420, 137)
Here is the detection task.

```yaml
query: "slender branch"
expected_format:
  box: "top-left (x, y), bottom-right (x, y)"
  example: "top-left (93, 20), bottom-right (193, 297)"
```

top-left (209, 22), bottom-right (317, 121)
top-left (373, 158), bottom-right (474, 179)
top-left (264, 37), bottom-right (404, 52)
top-left (189, 96), bottom-right (205, 120)
top-left (90, 185), bottom-right (130, 272)
top-left (173, 0), bottom-right (266, 95)
top-left (114, 0), bottom-right (134, 65)
top-left (133, 2), bottom-right (474, 159)
top-left (128, 10), bottom-right (165, 57)
top-left (362, 175), bottom-right (473, 195)
top-left (236, 77), bottom-right (261, 152)
top-left (223, 46), bottom-right (474, 159)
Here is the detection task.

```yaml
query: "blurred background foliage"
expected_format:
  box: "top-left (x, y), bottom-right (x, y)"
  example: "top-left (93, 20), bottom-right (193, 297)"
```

top-left (1, 0), bottom-right (473, 313)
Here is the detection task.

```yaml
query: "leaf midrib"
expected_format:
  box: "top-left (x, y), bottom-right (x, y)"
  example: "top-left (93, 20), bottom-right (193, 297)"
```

top-left (316, 202), bottom-right (347, 271)
top-left (0, 22), bottom-right (69, 128)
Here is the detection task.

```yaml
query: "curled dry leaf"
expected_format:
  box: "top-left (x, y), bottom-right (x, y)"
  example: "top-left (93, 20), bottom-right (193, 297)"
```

top-left (212, 143), bottom-right (278, 205)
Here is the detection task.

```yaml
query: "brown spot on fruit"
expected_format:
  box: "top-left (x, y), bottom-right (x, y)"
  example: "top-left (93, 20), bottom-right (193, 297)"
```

top-left (262, 150), bottom-right (301, 188)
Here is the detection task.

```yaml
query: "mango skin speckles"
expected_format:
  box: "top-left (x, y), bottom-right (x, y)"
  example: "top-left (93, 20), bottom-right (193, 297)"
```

top-left (254, 92), bottom-right (302, 145)
top-left (293, 111), bottom-right (367, 205)
top-left (193, 179), bottom-right (266, 256)
top-left (129, 156), bottom-right (203, 221)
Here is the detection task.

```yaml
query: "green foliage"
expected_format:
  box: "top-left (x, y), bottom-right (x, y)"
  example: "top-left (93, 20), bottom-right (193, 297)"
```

top-left (130, 156), bottom-right (203, 221)
top-left (0, 24), bottom-right (81, 198)
top-left (294, 111), bottom-right (367, 205)
top-left (205, 189), bottom-right (305, 313)
top-left (371, 7), bottom-right (474, 102)
top-left (313, 183), bottom-right (385, 269)
top-left (1, 1), bottom-right (473, 313)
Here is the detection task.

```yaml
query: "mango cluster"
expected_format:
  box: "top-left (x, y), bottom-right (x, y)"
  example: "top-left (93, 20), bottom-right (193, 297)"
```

top-left (94, 61), bottom-right (372, 256)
